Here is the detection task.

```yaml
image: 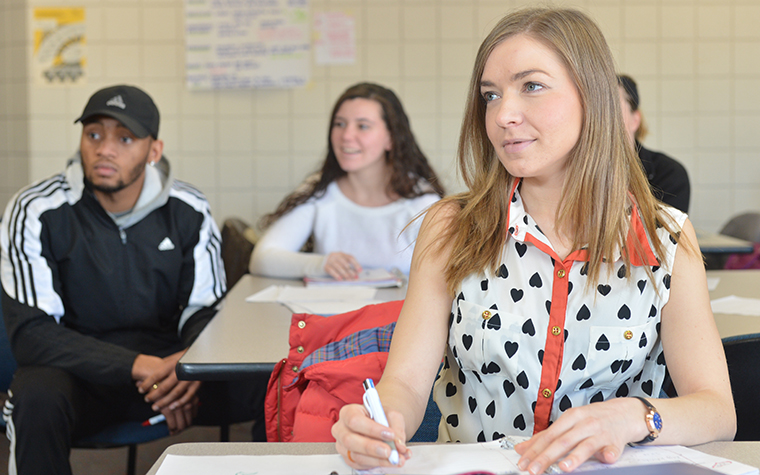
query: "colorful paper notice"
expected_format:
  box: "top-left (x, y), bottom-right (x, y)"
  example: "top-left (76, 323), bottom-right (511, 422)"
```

top-left (32, 7), bottom-right (86, 85)
top-left (313, 11), bottom-right (356, 65)
top-left (185, 0), bottom-right (310, 90)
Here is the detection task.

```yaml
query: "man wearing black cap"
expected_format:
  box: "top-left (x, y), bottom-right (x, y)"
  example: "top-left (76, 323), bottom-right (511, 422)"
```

top-left (618, 74), bottom-right (691, 213)
top-left (1, 85), bottom-right (265, 475)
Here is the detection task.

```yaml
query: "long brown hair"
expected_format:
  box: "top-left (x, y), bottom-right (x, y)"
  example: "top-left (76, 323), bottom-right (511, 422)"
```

top-left (260, 82), bottom-right (444, 228)
top-left (432, 7), bottom-right (688, 295)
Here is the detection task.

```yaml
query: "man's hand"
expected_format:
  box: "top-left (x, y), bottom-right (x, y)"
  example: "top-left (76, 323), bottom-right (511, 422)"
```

top-left (132, 351), bottom-right (202, 434)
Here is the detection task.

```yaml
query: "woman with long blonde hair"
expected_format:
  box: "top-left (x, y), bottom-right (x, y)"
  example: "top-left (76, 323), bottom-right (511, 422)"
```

top-left (332, 7), bottom-right (735, 473)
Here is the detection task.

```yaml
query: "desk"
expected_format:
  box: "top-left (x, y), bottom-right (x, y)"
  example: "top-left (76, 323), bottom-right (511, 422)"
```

top-left (177, 274), bottom-right (406, 381)
top-left (698, 230), bottom-right (754, 254)
top-left (146, 441), bottom-right (760, 475)
top-left (707, 269), bottom-right (760, 339)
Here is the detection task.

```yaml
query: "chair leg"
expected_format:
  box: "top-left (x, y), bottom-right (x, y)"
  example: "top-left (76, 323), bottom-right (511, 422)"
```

top-left (220, 423), bottom-right (230, 442)
top-left (127, 444), bottom-right (137, 475)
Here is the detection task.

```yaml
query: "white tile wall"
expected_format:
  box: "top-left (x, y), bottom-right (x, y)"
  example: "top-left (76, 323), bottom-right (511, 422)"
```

top-left (0, 0), bottom-right (758, 233)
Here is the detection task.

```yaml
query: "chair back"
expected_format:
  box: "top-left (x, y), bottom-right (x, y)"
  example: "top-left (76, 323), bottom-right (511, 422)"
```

top-left (722, 334), bottom-right (760, 441)
top-left (720, 212), bottom-right (760, 243)
top-left (0, 303), bottom-right (17, 393)
top-left (221, 218), bottom-right (257, 288)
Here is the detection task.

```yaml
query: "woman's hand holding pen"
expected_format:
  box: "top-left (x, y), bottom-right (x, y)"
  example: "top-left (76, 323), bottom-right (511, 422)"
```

top-left (324, 252), bottom-right (362, 280)
top-left (331, 403), bottom-right (411, 469)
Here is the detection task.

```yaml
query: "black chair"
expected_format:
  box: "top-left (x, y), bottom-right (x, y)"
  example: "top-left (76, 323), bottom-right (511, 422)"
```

top-left (220, 217), bottom-right (258, 288)
top-left (722, 334), bottom-right (760, 441)
top-left (705, 212), bottom-right (760, 269)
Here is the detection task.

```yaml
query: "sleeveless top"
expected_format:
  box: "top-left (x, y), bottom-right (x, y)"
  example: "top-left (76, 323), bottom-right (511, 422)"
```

top-left (433, 180), bottom-right (687, 443)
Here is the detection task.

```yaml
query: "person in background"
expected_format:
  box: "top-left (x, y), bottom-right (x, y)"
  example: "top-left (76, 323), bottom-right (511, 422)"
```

top-left (249, 82), bottom-right (445, 281)
top-left (618, 74), bottom-right (691, 213)
top-left (1, 85), bottom-right (266, 475)
top-left (332, 7), bottom-right (734, 473)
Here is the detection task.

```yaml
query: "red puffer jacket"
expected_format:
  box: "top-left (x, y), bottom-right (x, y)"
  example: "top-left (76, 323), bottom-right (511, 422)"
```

top-left (265, 300), bottom-right (403, 442)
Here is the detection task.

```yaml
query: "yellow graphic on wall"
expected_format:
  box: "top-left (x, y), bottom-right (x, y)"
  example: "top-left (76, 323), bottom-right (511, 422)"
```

top-left (33, 7), bottom-right (86, 85)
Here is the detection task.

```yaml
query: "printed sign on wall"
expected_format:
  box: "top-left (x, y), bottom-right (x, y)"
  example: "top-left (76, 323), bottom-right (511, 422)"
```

top-left (185, 0), bottom-right (310, 90)
top-left (32, 7), bottom-right (86, 85)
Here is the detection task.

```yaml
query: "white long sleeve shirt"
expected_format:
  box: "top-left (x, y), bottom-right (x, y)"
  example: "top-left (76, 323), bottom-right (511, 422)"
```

top-left (250, 181), bottom-right (440, 278)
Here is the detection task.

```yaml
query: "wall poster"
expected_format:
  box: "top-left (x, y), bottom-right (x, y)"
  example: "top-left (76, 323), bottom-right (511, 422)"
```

top-left (32, 7), bottom-right (86, 85)
top-left (185, 0), bottom-right (310, 90)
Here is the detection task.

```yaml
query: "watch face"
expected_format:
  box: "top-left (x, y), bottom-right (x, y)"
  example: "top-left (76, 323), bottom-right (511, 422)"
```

top-left (653, 412), bottom-right (663, 431)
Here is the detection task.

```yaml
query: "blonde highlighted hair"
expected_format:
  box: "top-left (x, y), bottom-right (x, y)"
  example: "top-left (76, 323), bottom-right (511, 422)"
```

top-left (431, 7), bottom-right (687, 295)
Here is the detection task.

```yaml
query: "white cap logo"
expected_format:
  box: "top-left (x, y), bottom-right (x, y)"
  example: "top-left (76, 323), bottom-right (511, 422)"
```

top-left (106, 95), bottom-right (126, 109)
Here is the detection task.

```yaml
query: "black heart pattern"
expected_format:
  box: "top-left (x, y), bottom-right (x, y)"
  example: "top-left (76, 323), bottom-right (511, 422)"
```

top-left (504, 341), bottom-right (518, 358)
top-left (597, 284), bottom-right (611, 296)
top-left (522, 319), bottom-right (535, 336)
top-left (559, 395), bottom-right (572, 411)
top-left (485, 400), bottom-right (496, 418)
top-left (446, 382), bottom-right (457, 397)
top-left (641, 379), bottom-right (654, 396)
top-left (576, 304), bottom-right (590, 321)
top-left (503, 379), bottom-right (515, 397)
top-left (617, 265), bottom-right (627, 278)
top-left (486, 313), bottom-right (501, 330)
top-left (462, 334), bottom-right (473, 350)
top-left (446, 414), bottom-right (459, 427)
top-left (595, 334), bottom-right (610, 351)
top-left (469, 397), bottom-right (477, 413)
top-left (481, 361), bottom-right (501, 374)
top-left (618, 305), bottom-right (631, 320)
top-left (637, 280), bottom-right (647, 294)
top-left (572, 354), bottom-right (586, 370)
top-left (529, 273), bottom-right (542, 288)
top-left (513, 414), bottom-right (526, 430)
top-left (498, 264), bottom-right (508, 279)
top-left (516, 371), bottom-right (529, 389)
top-left (639, 333), bottom-right (647, 348)
top-left (516, 242), bottom-right (527, 257)
top-left (458, 369), bottom-right (466, 384)
top-left (511, 288), bottom-right (524, 302)
top-left (481, 279), bottom-right (488, 291)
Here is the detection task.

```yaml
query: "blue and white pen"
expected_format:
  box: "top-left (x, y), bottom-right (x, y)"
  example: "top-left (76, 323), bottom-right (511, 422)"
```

top-left (362, 378), bottom-right (399, 465)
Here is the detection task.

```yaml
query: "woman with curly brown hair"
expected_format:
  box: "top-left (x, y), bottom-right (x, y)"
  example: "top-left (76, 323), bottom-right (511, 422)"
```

top-left (250, 82), bottom-right (444, 280)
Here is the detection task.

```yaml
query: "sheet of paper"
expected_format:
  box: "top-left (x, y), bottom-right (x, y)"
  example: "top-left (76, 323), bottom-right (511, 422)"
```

top-left (711, 295), bottom-right (760, 316)
top-left (154, 440), bottom-right (759, 475)
top-left (284, 300), bottom-right (386, 316)
top-left (245, 285), bottom-right (377, 303)
top-left (707, 277), bottom-right (720, 291)
top-left (155, 453), bottom-right (353, 475)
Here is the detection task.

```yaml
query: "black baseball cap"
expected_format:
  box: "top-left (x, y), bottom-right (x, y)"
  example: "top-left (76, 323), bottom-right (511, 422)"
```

top-left (75, 85), bottom-right (160, 139)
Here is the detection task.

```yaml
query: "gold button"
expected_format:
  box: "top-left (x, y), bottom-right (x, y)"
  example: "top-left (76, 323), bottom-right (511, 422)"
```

top-left (298, 321), bottom-right (306, 329)
top-left (482, 310), bottom-right (491, 319)
top-left (624, 330), bottom-right (633, 340)
top-left (297, 346), bottom-right (304, 353)
top-left (552, 326), bottom-right (561, 336)
top-left (557, 269), bottom-right (566, 278)
top-left (292, 366), bottom-right (298, 372)
top-left (542, 388), bottom-right (552, 398)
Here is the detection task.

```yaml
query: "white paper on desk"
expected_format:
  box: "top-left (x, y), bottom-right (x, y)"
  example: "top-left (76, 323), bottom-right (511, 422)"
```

top-left (707, 277), bottom-right (720, 291)
top-left (711, 295), bottom-right (760, 316)
top-left (284, 300), bottom-right (386, 316)
top-left (154, 440), bottom-right (758, 475)
top-left (155, 453), bottom-right (353, 475)
top-left (246, 285), bottom-right (377, 303)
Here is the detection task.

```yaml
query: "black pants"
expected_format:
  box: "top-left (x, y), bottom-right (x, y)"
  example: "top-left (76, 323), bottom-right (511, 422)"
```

top-left (5, 366), bottom-right (267, 475)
